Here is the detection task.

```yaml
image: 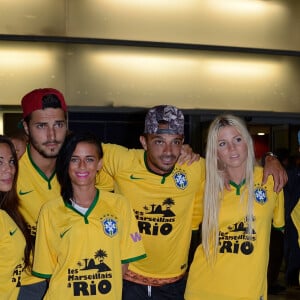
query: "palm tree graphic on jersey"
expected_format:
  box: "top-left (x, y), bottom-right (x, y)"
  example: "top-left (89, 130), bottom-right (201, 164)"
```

top-left (143, 197), bottom-right (176, 217)
top-left (78, 249), bottom-right (111, 272)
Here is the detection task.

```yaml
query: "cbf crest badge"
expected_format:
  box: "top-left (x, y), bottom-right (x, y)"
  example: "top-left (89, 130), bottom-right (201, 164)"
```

top-left (173, 170), bottom-right (188, 190)
top-left (101, 216), bottom-right (118, 237)
top-left (254, 184), bottom-right (268, 204)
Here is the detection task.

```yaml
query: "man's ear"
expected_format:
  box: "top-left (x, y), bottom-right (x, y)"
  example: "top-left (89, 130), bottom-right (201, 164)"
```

top-left (22, 121), bottom-right (29, 136)
top-left (139, 136), bottom-right (147, 150)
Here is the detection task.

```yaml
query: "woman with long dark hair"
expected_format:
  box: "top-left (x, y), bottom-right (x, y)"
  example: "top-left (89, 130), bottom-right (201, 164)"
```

top-left (32, 131), bottom-right (145, 299)
top-left (0, 135), bottom-right (32, 299)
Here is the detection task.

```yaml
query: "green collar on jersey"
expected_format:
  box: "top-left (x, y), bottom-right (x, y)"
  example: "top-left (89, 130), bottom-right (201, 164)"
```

top-left (27, 144), bottom-right (56, 189)
top-left (66, 189), bottom-right (99, 224)
top-left (229, 178), bottom-right (246, 195)
top-left (143, 152), bottom-right (173, 184)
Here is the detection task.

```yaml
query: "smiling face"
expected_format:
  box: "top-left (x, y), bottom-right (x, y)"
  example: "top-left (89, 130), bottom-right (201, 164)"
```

top-left (68, 142), bottom-right (102, 188)
top-left (217, 125), bottom-right (248, 172)
top-left (140, 130), bottom-right (184, 175)
top-left (0, 143), bottom-right (16, 192)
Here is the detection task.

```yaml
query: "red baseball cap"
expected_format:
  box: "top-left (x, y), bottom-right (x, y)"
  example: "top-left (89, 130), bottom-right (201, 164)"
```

top-left (21, 88), bottom-right (67, 118)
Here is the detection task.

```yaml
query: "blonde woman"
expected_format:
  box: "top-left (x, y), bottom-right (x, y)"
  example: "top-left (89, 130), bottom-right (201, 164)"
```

top-left (185, 115), bottom-right (285, 300)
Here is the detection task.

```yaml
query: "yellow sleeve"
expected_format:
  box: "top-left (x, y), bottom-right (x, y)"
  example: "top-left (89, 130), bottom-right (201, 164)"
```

top-left (96, 169), bottom-right (114, 191)
top-left (291, 199), bottom-right (300, 247)
top-left (272, 190), bottom-right (285, 229)
top-left (119, 195), bottom-right (146, 263)
top-left (191, 159), bottom-right (205, 230)
top-left (101, 143), bottom-right (131, 176)
top-left (97, 143), bottom-right (131, 191)
top-left (32, 204), bottom-right (57, 278)
top-left (192, 182), bottom-right (204, 231)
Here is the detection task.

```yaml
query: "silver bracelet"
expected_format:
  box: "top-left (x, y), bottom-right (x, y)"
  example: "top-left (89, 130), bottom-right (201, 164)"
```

top-left (265, 152), bottom-right (278, 158)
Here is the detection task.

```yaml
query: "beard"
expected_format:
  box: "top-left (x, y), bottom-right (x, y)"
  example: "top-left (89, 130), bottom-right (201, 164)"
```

top-left (29, 136), bottom-right (62, 159)
top-left (147, 154), bottom-right (177, 174)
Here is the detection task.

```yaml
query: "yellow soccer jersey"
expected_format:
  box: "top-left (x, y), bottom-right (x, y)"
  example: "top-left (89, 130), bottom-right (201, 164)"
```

top-left (32, 189), bottom-right (146, 300)
top-left (185, 166), bottom-right (285, 300)
top-left (0, 210), bottom-right (26, 300)
top-left (17, 146), bottom-right (61, 285)
top-left (17, 147), bottom-right (61, 237)
top-left (291, 199), bottom-right (300, 247)
top-left (101, 143), bottom-right (205, 278)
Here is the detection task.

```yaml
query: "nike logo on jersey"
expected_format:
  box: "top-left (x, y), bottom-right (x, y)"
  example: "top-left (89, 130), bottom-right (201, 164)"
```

top-left (130, 174), bottom-right (144, 180)
top-left (10, 228), bottom-right (17, 236)
top-left (60, 227), bottom-right (72, 238)
top-left (19, 190), bottom-right (33, 195)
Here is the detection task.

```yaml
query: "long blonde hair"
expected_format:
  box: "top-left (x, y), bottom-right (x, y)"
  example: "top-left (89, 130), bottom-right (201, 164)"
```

top-left (202, 115), bottom-right (256, 262)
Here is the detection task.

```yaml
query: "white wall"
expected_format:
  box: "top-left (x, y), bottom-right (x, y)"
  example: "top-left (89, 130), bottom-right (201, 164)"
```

top-left (0, 0), bottom-right (299, 112)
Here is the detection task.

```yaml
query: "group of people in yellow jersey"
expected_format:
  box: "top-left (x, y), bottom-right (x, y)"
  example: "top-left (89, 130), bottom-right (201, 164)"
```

top-left (0, 87), bottom-right (290, 300)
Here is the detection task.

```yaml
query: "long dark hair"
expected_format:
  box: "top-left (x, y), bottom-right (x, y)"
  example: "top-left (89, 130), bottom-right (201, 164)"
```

top-left (0, 135), bottom-right (32, 270)
top-left (56, 131), bottom-right (103, 203)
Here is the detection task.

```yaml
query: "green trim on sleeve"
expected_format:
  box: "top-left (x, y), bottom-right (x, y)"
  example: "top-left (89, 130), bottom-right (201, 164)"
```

top-left (272, 226), bottom-right (285, 231)
top-left (32, 270), bottom-right (52, 279)
top-left (121, 253), bottom-right (147, 264)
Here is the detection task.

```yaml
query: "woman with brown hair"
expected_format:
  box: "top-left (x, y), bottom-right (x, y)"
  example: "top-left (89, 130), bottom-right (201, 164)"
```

top-left (0, 135), bottom-right (32, 299)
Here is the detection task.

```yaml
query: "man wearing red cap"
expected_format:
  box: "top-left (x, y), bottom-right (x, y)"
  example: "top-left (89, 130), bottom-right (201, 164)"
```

top-left (17, 88), bottom-right (68, 300)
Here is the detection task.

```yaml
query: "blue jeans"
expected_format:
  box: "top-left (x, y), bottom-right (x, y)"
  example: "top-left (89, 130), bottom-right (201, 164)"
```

top-left (122, 277), bottom-right (186, 300)
top-left (17, 280), bottom-right (48, 300)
